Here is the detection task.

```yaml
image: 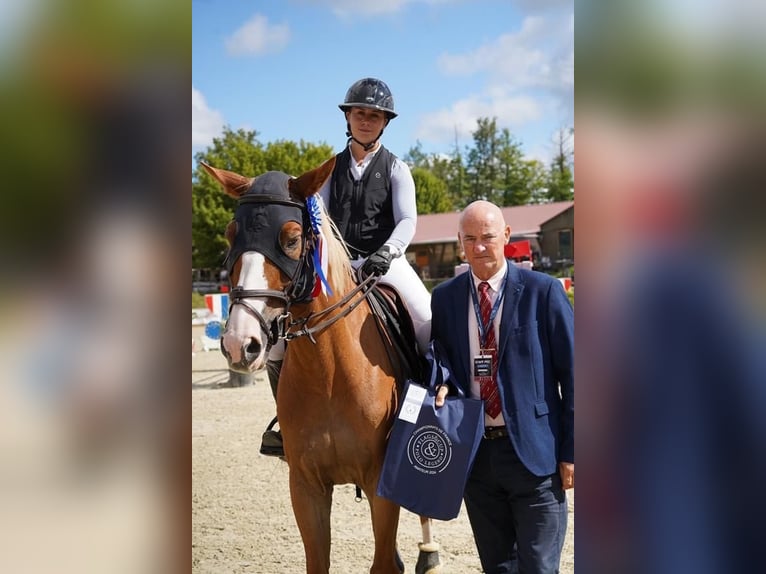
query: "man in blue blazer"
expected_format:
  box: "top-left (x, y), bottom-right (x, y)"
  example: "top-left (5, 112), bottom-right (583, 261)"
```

top-left (432, 200), bottom-right (574, 574)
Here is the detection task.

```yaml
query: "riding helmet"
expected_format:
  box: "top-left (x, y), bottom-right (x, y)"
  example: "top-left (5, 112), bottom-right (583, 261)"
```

top-left (338, 78), bottom-right (397, 119)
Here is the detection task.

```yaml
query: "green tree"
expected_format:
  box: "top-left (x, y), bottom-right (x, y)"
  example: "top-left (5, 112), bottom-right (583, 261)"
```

top-left (263, 139), bottom-right (336, 176)
top-left (192, 128), bottom-right (260, 270)
top-left (412, 167), bottom-right (453, 214)
top-left (191, 127), bottom-right (333, 269)
top-left (464, 117), bottom-right (545, 208)
top-left (496, 129), bottom-right (531, 206)
top-left (403, 140), bottom-right (462, 214)
top-left (439, 143), bottom-right (471, 210)
top-left (466, 117), bottom-right (501, 204)
top-left (546, 127), bottom-right (574, 202)
top-left (195, 127), bottom-right (265, 179)
top-left (403, 140), bottom-right (430, 169)
top-left (520, 159), bottom-right (550, 204)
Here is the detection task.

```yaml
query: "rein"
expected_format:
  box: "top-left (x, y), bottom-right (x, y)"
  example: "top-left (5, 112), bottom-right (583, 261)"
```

top-left (280, 274), bottom-right (379, 343)
top-left (227, 251), bottom-right (380, 347)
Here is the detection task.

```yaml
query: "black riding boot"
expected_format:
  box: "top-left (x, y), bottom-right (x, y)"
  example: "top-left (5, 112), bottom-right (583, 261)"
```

top-left (259, 359), bottom-right (284, 457)
top-left (266, 359), bottom-right (280, 400)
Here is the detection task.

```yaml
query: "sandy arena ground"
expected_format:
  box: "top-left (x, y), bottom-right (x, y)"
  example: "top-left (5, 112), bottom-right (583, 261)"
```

top-left (192, 345), bottom-right (574, 573)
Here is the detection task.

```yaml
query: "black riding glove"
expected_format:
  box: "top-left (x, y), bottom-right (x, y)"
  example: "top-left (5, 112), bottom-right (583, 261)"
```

top-left (361, 245), bottom-right (394, 277)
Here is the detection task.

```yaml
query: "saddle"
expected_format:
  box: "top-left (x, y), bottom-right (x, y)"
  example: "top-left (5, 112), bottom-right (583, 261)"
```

top-left (364, 281), bottom-right (426, 386)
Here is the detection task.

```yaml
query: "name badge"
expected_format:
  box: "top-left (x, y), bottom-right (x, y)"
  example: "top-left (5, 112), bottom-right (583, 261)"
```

top-left (398, 383), bottom-right (427, 424)
top-left (473, 355), bottom-right (493, 378)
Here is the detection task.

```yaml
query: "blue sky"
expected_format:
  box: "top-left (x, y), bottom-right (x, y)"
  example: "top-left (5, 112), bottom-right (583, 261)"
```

top-left (192, 0), bottom-right (573, 165)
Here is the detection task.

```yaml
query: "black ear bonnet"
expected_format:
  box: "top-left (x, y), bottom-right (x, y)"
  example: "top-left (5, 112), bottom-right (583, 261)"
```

top-left (224, 171), bottom-right (317, 301)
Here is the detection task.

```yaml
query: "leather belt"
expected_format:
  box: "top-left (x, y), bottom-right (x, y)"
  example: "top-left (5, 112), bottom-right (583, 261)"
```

top-left (483, 425), bottom-right (509, 440)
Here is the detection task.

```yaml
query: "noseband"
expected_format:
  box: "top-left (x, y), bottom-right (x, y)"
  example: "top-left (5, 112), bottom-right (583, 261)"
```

top-left (226, 285), bottom-right (288, 349)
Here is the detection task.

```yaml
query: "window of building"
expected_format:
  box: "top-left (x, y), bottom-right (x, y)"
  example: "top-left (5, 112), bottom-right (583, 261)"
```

top-left (558, 229), bottom-right (572, 259)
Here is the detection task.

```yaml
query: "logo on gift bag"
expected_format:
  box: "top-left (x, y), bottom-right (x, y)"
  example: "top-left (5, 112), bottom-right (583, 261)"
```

top-left (407, 425), bottom-right (453, 474)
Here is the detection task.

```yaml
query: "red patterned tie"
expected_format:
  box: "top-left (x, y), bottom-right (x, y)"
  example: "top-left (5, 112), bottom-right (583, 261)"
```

top-left (478, 281), bottom-right (502, 418)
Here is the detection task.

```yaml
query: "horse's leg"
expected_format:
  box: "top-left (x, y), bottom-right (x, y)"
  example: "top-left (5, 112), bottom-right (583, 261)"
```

top-left (415, 516), bottom-right (442, 574)
top-left (289, 475), bottom-right (332, 574)
top-left (420, 516), bottom-right (433, 544)
top-left (368, 492), bottom-right (404, 574)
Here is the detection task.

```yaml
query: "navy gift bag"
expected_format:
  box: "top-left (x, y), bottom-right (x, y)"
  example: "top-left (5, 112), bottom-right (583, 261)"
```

top-left (376, 342), bottom-right (484, 521)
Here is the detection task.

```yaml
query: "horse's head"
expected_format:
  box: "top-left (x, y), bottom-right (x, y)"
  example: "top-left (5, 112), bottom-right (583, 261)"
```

top-left (200, 157), bottom-right (336, 372)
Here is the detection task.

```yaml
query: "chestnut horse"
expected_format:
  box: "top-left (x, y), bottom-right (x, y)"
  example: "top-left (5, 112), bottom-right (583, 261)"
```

top-left (201, 157), bottom-right (441, 574)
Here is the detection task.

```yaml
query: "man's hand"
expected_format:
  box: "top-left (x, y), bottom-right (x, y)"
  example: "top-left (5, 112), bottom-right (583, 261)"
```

top-left (361, 245), bottom-right (394, 277)
top-left (559, 462), bottom-right (574, 490)
top-left (434, 384), bottom-right (450, 407)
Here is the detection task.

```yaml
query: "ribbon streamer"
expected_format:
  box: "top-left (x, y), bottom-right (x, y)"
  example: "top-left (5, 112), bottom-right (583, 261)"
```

top-left (306, 195), bottom-right (333, 296)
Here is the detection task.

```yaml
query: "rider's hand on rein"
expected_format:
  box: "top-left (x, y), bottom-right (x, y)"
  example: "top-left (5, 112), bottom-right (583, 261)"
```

top-left (361, 245), bottom-right (394, 277)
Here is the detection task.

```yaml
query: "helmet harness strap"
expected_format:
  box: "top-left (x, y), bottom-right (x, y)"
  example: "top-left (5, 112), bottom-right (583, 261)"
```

top-left (345, 118), bottom-right (389, 151)
top-left (346, 125), bottom-right (385, 151)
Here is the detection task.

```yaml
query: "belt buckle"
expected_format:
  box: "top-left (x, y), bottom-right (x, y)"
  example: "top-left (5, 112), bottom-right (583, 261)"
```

top-left (483, 426), bottom-right (506, 440)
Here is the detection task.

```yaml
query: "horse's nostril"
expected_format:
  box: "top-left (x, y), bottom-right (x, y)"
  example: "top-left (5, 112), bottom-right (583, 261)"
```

top-left (245, 338), bottom-right (261, 356)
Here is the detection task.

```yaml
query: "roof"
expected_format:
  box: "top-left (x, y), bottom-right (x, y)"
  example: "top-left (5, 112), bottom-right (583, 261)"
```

top-left (411, 201), bottom-right (574, 245)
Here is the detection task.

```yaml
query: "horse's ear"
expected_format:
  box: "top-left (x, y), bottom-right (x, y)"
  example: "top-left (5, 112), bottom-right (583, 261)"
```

top-left (288, 156), bottom-right (336, 200)
top-left (199, 161), bottom-right (253, 198)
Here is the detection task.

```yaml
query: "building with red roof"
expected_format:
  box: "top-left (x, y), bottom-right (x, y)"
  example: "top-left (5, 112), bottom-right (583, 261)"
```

top-left (406, 201), bottom-right (573, 281)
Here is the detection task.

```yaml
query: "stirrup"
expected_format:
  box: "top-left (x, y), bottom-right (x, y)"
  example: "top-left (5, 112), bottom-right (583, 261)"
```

top-left (259, 416), bottom-right (284, 457)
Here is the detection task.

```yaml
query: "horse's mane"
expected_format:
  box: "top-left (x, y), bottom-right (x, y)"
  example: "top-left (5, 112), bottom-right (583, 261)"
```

top-left (316, 198), bottom-right (355, 295)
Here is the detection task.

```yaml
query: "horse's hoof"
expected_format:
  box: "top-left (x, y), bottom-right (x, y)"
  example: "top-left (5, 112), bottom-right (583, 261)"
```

top-left (415, 542), bottom-right (441, 574)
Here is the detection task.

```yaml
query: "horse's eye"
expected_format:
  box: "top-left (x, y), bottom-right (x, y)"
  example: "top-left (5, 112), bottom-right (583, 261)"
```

top-left (286, 237), bottom-right (301, 250)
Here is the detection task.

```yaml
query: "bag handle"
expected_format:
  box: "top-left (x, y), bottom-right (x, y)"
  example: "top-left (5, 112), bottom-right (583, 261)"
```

top-left (424, 340), bottom-right (465, 398)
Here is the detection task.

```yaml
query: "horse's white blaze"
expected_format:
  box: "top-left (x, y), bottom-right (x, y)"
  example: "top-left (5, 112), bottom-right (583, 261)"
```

top-left (222, 252), bottom-right (270, 365)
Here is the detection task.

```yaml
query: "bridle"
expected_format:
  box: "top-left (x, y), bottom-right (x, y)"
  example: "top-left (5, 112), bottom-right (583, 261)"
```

top-left (224, 192), bottom-right (379, 349)
top-left (276, 272), bottom-right (378, 344)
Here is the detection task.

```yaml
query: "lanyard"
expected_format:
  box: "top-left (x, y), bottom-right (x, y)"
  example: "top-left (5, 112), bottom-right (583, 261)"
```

top-left (469, 269), bottom-right (508, 349)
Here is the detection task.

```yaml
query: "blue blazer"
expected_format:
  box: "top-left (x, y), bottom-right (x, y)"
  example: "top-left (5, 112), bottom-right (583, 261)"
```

top-left (431, 261), bottom-right (574, 477)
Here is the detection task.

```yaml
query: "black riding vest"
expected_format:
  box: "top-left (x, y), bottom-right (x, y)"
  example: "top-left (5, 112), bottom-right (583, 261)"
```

top-left (328, 146), bottom-right (396, 259)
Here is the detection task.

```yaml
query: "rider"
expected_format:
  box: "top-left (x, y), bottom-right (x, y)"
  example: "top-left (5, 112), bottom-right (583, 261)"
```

top-left (260, 77), bottom-right (433, 457)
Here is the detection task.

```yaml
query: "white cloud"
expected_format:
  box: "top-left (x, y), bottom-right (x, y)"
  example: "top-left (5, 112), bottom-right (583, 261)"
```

top-left (326, 0), bottom-right (409, 16)
top-left (421, 12), bottom-right (573, 152)
top-left (438, 15), bottom-right (571, 93)
top-left (415, 93), bottom-right (544, 145)
top-left (524, 142), bottom-right (553, 166)
top-left (225, 14), bottom-right (290, 56)
top-left (291, 0), bottom-right (455, 17)
top-left (192, 87), bottom-right (224, 150)
top-left (513, 0), bottom-right (572, 13)
top-left (526, 126), bottom-right (572, 166)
